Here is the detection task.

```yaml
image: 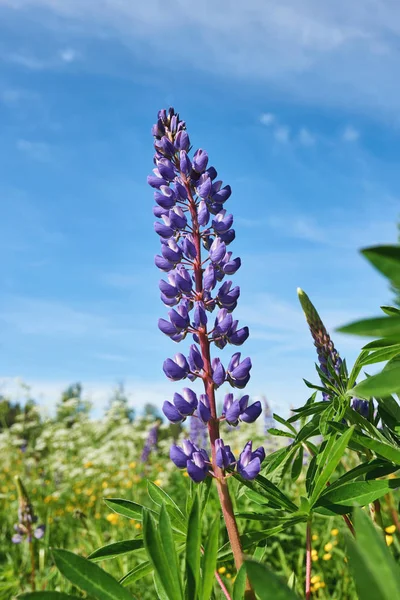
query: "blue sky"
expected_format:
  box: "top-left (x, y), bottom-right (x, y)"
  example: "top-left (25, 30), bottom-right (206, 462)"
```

top-left (0, 1), bottom-right (399, 415)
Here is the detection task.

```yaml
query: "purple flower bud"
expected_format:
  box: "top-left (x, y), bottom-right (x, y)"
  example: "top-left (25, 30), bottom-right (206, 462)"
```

top-left (225, 400), bottom-right (241, 425)
top-left (175, 130), bottom-right (190, 151)
top-left (212, 184), bottom-right (231, 204)
top-left (194, 302), bottom-right (207, 328)
top-left (175, 180), bottom-right (188, 200)
top-left (229, 326), bottom-right (249, 346)
top-left (12, 533), bottom-right (23, 544)
top-left (159, 279), bottom-right (179, 298)
top-left (148, 170), bottom-right (168, 189)
top-left (217, 281), bottom-right (240, 311)
top-left (169, 307), bottom-right (189, 330)
top-left (212, 210), bottom-right (234, 234)
top-left (155, 136), bottom-right (175, 157)
top-left (223, 256), bottom-right (241, 275)
top-left (155, 255), bottom-right (174, 271)
top-left (351, 398), bottom-right (369, 419)
top-left (215, 439), bottom-right (236, 469)
top-left (237, 441), bottom-right (262, 480)
top-left (163, 388), bottom-right (198, 422)
top-left (193, 149), bottom-right (208, 173)
top-left (158, 318), bottom-right (178, 337)
top-left (163, 354), bottom-right (190, 380)
top-left (203, 265), bottom-right (217, 291)
top-left (169, 207), bottom-right (187, 230)
top-left (154, 221), bottom-right (174, 238)
top-left (219, 229), bottom-right (236, 245)
top-left (180, 151), bottom-right (192, 176)
top-left (187, 451), bottom-right (209, 482)
top-left (198, 394), bottom-right (211, 423)
top-left (212, 358), bottom-right (226, 387)
top-left (198, 201), bottom-right (210, 226)
top-left (154, 187), bottom-right (176, 209)
top-left (161, 239), bottom-right (182, 263)
top-left (170, 440), bottom-right (195, 468)
top-left (163, 400), bottom-right (184, 423)
top-left (182, 235), bottom-right (197, 260)
top-left (197, 175), bottom-right (212, 199)
top-left (188, 344), bottom-right (204, 372)
top-left (240, 400), bottom-right (262, 423)
top-left (209, 238), bottom-right (226, 264)
top-left (157, 158), bottom-right (176, 181)
top-left (161, 292), bottom-right (179, 307)
top-left (227, 353), bottom-right (252, 388)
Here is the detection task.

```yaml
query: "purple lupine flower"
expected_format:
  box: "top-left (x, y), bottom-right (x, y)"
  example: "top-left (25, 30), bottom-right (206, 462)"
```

top-left (12, 477), bottom-right (45, 544)
top-left (237, 441), bottom-right (265, 480)
top-left (149, 108), bottom-right (264, 480)
top-left (189, 412), bottom-right (208, 448)
top-left (222, 393), bottom-right (262, 426)
top-left (141, 422), bottom-right (160, 462)
top-left (297, 288), bottom-right (370, 416)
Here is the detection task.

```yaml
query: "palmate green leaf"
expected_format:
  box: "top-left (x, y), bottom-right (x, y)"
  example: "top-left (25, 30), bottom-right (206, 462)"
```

top-left (329, 421), bottom-right (400, 463)
top-left (18, 594), bottom-right (80, 600)
top-left (88, 539), bottom-right (144, 562)
top-left (218, 517), bottom-right (307, 561)
top-left (52, 549), bottom-right (136, 600)
top-left (317, 479), bottom-right (400, 512)
top-left (147, 481), bottom-right (187, 533)
top-left (347, 508), bottom-right (400, 600)
top-left (344, 407), bottom-right (387, 441)
top-left (361, 245), bottom-right (400, 285)
top-left (338, 316), bottom-right (400, 338)
top-left (309, 426), bottom-right (354, 506)
top-left (142, 509), bottom-right (183, 600)
top-left (186, 493), bottom-right (201, 600)
top-left (119, 561), bottom-right (153, 586)
top-left (232, 472), bottom-right (298, 513)
top-left (200, 518), bottom-right (219, 600)
top-left (245, 560), bottom-right (299, 599)
top-left (104, 498), bottom-right (157, 521)
top-left (350, 360), bottom-right (400, 398)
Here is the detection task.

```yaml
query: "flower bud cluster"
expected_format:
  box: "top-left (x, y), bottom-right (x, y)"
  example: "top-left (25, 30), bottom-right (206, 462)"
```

top-left (12, 476), bottom-right (45, 544)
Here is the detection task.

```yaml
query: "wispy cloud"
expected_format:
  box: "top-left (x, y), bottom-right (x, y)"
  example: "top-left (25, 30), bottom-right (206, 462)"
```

top-left (260, 112), bottom-right (275, 126)
top-left (342, 125), bottom-right (360, 142)
top-left (1, 1), bottom-right (399, 116)
top-left (298, 127), bottom-right (316, 146)
top-left (16, 139), bottom-right (52, 162)
top-left (274, 126), bottom-right (290, 144)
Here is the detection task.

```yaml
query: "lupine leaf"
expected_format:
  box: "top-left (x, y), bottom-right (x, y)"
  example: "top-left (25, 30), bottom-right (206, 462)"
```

top-left (381, 306), bottom-right (400, 316)
top-left (185, 493), bottom-right (201, 600)
top-left (142, 510), bottom-right (182, 600)
top-left (287, 402), bottom-right (328, 422)
top-left (18, 594), bottom-right (81, 600)
top-left (268, 428), bottom-right (294, 438)
top-left (52, 549), bottom-right (136, 600)
top-left (272, 413), bottom-right (297, 434)
top-left (361, 245), bottom-right (400, 285)
top-left (350, 360), bottom-right (400, 397)
top-left (338, 316), bottom-right (400, 338)
top-left (358, 344), bottom-right (400, 366)
top-left (158, 505), bottom-right (183, 598)
top-left (232, 473), bottom-right (298, 513)
top-left (309, 427), bottom-right (354, 506)
top-left (318, 479), bottom-right (400, 505)
top-left (200, 518), bottom-right (219, 600)
top-left (347, 508), bottom-right (400, 600)
top-left (329, 422), bottom-right (400, 463)
top-left (291, 447), bottom-right (303, 482)
top-left (245, 560), bottom-right (299, 599)
top-left (88, 539), bottom-right (144, 562)
top-left (104, 498), bottom-right (157, 521)
top-left (325, 459), bottom-right (398, 492)
top-left (147, 482), bottom-right (187, 532)
top-left (119, 561), bottom-right (153, 586)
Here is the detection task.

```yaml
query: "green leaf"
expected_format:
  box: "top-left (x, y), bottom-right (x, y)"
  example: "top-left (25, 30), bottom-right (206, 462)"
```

top-left (232, 565), bottom-right (247, 600)
top-left (358, 345), bottom-right (400, 367)
top-left (347, 508), bottom-right (400, 600)
top-left (104, 498), bottom-right (156, 521)
top-left (287, 402), bottom-right (328, 423)
top-left (361, 245), bottom-right (400, 285)
top-left (381, 306), bottom-right (400, 316)
top-left (232, 472), bottom-right (298, 513)
top-left (142, 509), bottom-right (182, 600)
top-left (52, 549), bottom-right (136, 600)
top-left (291, 447), bottom-right (303, 482)
top-left (88, 539), bottom-right (144, 562)
top-left (316, 479), bottom-right (400, 513)
top-left (147, 481), bottom-right (187, 533)
top-left (309, 427), bottom-right (354, 506)
top-left (186, 493), bottom-right (201, 600)
top-left (18, 594), bottom-right (81, 600)
top-left (272, 413), bottom-right (297, 434)
top-left (268, 428), bottom-right (294, 438)
top-left (351, 361), bottom-right (400, 398)
top-left (200, 518), bottom-right (219, 600)
top-left (329, 422), bottom-right (400, 463)
top-left (158, 505), bottom-right (183, 598)
top-left (245, 560), bottom-right (299, 599)
top-left (338, 316), bottom-right (400, 338)
top-left (326, 459), bottom-right (398, 491)
top-left (119, 561), bottom-right (153, 586)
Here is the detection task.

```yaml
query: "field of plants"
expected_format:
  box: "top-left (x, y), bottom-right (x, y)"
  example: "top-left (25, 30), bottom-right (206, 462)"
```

top-left (2, 107), bottom-right (400, 600)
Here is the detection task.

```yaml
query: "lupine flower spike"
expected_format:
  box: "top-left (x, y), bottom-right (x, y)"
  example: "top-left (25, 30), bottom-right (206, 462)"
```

top-left (297, 288), bottom-right (369, 415)
top-left (149, 108), bottom-right (264, 581)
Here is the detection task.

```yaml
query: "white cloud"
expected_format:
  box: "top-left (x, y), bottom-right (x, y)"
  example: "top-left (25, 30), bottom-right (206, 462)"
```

top-left (274, 125), bottom-right (290, 143)
top-left (1, 1), bottom-right (399, 115)
top-left (260, 112), bottom-right (275, 125)
top-left (16, 139), bottom-right (51, 162)
top-left (342, 125), bottom-right (360, 142)
top-left (59, 47), bottom-right (78, 63)
top-left (298, 127), bottom-right (316, 146)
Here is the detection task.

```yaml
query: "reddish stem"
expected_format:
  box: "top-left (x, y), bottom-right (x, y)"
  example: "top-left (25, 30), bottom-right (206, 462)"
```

top-left (184, 179), bottom-right (255, 599)
top-left (305, 521), bottom-right (312, 600)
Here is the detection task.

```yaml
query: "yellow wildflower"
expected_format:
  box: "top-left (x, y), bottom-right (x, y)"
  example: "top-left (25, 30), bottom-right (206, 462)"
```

top-left (95, 512), bottom-right (101, 519)
top-left (323, 553), bottom-right (332, 561)
top-left (331, 528), bottom-right (339, 536)
top-left (135, 523), bottom-right (142, 530)
top-left (385, 525), bottom-right (396, 534)
top-left (311, 575), bottom-right (320, 584)
top-left (311, 549), bottom-right (318, 556)
top-left (218, 567), bottom-right (226, 574)
top-left (153, 479), bottom-right (162, 486)
top-left (129, 462), bottom-right (137, 469)
top-left (102, 482), bottom-right (108, 489)
top-left (311, 555), bottom-right (319, 562)
top-left (106, 513), bottom-right (120, 525)
top-left (386, 535), bottom-right (394, 547)
top-left (324, 542), bottom-right (333, 552)
top-left (312, 534), bottom-right (319, 541)
top-left (226, 574), bottom-right (232, 579)
top-left (84, 461), bottom-right (93, 468)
